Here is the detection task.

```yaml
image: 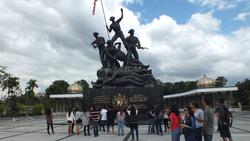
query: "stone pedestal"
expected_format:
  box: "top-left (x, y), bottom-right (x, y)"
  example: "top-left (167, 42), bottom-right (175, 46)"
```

top-left (84, 85), bottom-right (163, 114)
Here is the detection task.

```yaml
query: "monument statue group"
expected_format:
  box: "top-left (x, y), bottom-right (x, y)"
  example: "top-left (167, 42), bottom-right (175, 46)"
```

top-left (91, 8), bottom-right (156, 89)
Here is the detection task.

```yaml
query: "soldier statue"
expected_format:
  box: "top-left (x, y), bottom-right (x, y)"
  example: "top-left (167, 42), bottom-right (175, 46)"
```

top-left (105, 40), bottom-right (120, 69)
top-left (106, 8), bottom-right (125, 43)
top-left (91, 8), bottom-right (155, 88)
top-left (91, 32), bottom-right (106, 68)
top-left (124, 29), bottom-right (142, 66)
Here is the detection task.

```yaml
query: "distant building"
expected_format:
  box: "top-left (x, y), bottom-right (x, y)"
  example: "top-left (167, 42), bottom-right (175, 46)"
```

top-left (164, 74), bottom-right (238, 108)
top-left (196, 74), bottom-right (216, 88)
top-left (49, 83), bottom-right (84, 112)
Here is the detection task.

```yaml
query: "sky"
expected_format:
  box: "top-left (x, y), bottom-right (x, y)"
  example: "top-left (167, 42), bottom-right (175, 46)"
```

top-left (0, 0), bottom-right (250, 93)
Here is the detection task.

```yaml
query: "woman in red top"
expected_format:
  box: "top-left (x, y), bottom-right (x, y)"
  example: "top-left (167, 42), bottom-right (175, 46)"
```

top-left (45, 108), bottom-right (54, 135)
top-left (169, 105), bottom-right (182, 141)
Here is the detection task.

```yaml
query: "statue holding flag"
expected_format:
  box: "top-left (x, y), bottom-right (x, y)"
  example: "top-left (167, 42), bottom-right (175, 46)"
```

top-left (106, 8), bottom-right (126, 43)
top-left (91, 3), bottom-right (156, 88)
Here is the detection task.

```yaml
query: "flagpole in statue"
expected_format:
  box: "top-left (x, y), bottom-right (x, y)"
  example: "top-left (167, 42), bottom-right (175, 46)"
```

top-left (92, 0), bottom-right (110, 40)
top-left (100, 0), bottom-right (110, 40)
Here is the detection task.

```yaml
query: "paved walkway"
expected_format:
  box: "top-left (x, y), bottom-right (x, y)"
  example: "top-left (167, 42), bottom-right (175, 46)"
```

top-left (0, 111), bottom-right (250, 141)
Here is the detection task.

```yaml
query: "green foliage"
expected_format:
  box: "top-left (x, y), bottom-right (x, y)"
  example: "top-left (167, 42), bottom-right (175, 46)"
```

top-left (0, 66), bottom-right (10, 86)
top-left (10, 96), bottom-right (18, 111)
top-left (1, 76), bottom-right (20, 96)
top-left (164, 81), bottom-right (197, 95)
top-left (45, 80), bottom-right (69, 97)
top-left (215, 76), bottom-right (227, 87)
top-left (0, 103), bottom-right (6, 114)
top-left (164, 82), bottom-right (174, 94)
top-left (25, 79), bottom-right (38, 105)
top-left (25, 79), bottom-right (38, 96)
top-left (76, 79), bottom-right (89, 90)
top-left (235, 79), bottom-right (250, 105)
top-left (16, 103), bottom-right (25, 112)
top-left (33, 103), bottom-right (44, 115)
top-left (44, 80), bottom-right (69, 108)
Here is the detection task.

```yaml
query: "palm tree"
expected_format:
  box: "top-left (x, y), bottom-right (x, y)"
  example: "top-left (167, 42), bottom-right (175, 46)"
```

top-left (0, 66), bottom-right (10, 96)
top-left (25, 79), bottom-right (38, 106)
top-left (1, 76), bottom-right (20, 113)
top-left (25, 79), bottom-right (38, 95)
top-left (2, 76), bottom-right (20, 97)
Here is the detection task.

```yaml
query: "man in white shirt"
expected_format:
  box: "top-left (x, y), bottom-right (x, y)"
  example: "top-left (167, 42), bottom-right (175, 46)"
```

top-left (191, 102), bottom-right (204, 141)
top-left (100, 105), bottom-right (108, 132)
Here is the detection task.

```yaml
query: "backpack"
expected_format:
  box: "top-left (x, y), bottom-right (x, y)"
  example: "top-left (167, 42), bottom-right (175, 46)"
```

top-left (221, 106), bottom-right (233, 127)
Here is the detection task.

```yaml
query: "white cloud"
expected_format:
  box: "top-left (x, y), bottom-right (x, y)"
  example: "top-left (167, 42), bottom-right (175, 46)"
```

top-left (122, 0), bottom-right (143, 5)
top-left (188, 12), bottom-right (221, 32)
top-left (234, 12), bottom-right (250, 21)
top-left (0, 0), bottom-right (250, 93)
top-left (186, 0), bottom-right (248, 10)
top-left (136, 11), bottom-right (250, 83)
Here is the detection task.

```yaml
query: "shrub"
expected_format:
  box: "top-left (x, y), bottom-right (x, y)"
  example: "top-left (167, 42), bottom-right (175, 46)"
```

top-left (16, 103), bottom-right (25, 111)
top-left (33, 103), bottom-right (44, 115)
top-left (0, 104), bottom-right (6, 116)
top-left (16, 103), bottom-right (26, 116)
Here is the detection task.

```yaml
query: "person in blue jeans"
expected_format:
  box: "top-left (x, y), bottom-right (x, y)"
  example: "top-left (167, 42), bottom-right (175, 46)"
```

top-left (172, 127), bottom-right (181, 141)
top-left (191, 102), bottom-right (204, 141)
top-left (169, 105), bottom-right (182, 141)
top-left (155, 105), bottom-right (163, 135)
top-left (147, 107), bottom-right (155, 134)
top-left (90, 106), bottom-right (100, 137)
top-left (116, 108), bottom-right (125, 136)
top-left (182, 107), bottom-right (196, 141)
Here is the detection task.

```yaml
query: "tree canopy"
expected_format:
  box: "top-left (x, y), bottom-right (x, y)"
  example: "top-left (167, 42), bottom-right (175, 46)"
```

top-left (45, 80), bottom-right (69, 97)
top-left (24, 79), bottom-right (38, 105)
top-left (0, 66), bottom-right (10, 89)
top-left (1, 76), bottom-right (20, 97)
top-left (76, 79), bottom-right (89, 90)
top-left (235, 79), bottom-right (250, 105)
top-left (215, 76), bottom-right (227, 87)
top-left (163, 81), bottom-right (197, 95)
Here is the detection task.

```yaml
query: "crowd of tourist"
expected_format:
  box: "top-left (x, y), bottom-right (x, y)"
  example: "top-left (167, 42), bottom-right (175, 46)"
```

top-left (45, 97), bottom-right (233, 141)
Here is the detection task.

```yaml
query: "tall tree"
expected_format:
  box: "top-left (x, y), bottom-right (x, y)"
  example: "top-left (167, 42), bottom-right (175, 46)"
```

top-left (163, 81), bottom-right (197, 95)
top-left (2, 76), bottom-right (20, 97)
top-left (0, 66), bottom-right (11, 92)
top-left (25, 79), bottom-right (38, 105)
top-left (1, 76), bottom-right (20, 112)
top-left (44, 80), bottom-right (69, 110)
top-left (163, 82), bottom-right (174, 95)
top-left (215, 76), bottom-right (227, 87)
top-left (172, 81), bottom-right (186, 93)
top-left (235, 79), bottom-right (250, 105)
top-left (76, 79), bottom-right (89, 90)
top-left (45, 80), bottom-right (69, 97)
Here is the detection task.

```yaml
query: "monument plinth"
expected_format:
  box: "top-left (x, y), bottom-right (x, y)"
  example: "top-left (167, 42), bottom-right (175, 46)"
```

top-left (85, 85), bottom-right (163, 118)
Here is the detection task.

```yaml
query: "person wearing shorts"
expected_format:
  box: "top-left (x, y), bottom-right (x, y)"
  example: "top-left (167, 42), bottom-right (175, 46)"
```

top-left (67, 108), bottom-right (75, 135)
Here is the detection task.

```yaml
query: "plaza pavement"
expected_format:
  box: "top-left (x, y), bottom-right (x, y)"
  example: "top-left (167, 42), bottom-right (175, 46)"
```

top-left (0, 111), bottom-right (250, 141)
